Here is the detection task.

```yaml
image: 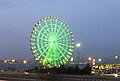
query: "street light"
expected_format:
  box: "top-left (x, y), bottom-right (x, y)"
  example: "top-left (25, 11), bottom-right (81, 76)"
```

top-left (76, 43), bottom-right (81, 47)
top-left (115, 55), bottom-right (118, 59)
top-left (93, 62), bottom-right (96, 65)
top-left (76, 43), bottom-right (81, 65)
top-left (98, 58), bottom-right (102, 62)
top-left (114, 55), bottom-right (119, 64)
top-left (93, 59), bottom-right (96, 62)
top-left (4, 60), bottom-right (8, 63)
top-left (71, 57), bottom-right (73, 62)
top-left (88, 57), bottom-right (93, 67)
top-left (88, 57), bottom-right (92, 61)
top-left (23, 60), bottom-right (27, 64)
top-left (12, 59), bottom-right (16, 63)
top-left (92, 59), bottom-right (96, 66)
top-left (23, 60), bottom-right (28, 70)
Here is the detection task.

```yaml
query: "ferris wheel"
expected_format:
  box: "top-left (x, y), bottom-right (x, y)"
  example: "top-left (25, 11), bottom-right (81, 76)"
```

top-left (30, 16), bottom-right (74, 68)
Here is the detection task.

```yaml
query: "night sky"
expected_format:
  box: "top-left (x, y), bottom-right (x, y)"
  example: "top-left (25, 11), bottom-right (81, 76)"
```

top-left (0, 0), bottom-right (120, 60)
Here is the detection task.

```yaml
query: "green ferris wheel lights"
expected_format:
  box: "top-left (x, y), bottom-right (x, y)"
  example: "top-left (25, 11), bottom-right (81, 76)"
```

top-left (30, 16), bottom-right (74, 68)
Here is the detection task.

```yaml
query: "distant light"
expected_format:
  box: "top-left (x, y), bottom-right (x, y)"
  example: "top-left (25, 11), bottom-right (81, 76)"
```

top-left (12, 59), bottom-right (15, 63)
top-left (93, 66), bottom-right (95, 68)
top-left (88, 57), bottom-right (92, 61)
top-left (4, 60), bottom-right (7, 63)
top-left (24, 72), bottom-right (29, 75)
top-left (115, 56), bottom-right (118, 59)
top-left (98, 58), bottom-right (102, 62)
top-left (23, 60), bottom-right (27, 64)
top-left (76, 43), bottom-right (80, 47)
top-left (91, 71), bottom-right (95, 74)
top-left (44, 67), bottom-right (46, 69)
top-left (71, 57), bottom-right (73, 61)
top-left (114, 74), bottom-right (118, 77)
top-left (93, 62), bottom-right (95, 65)
top-left (93, 59), bottom-right (96, 62)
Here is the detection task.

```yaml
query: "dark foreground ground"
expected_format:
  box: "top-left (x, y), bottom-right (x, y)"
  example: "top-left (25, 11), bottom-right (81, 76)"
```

top-left (0, 72), bottom-right (120, 81)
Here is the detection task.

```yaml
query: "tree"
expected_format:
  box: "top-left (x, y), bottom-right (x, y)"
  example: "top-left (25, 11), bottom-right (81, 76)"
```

top-left (82, 63), bottom-right (92, 75)
top-left (74, 64), bottom-right (80, 75)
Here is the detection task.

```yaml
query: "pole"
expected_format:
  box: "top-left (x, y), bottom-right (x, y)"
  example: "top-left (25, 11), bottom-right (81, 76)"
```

top-left (77, 47), bottom-right (80, 65)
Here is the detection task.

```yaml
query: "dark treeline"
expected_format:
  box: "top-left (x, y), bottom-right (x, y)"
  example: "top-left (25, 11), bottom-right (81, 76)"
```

top-left (28, 63), bottom-right (92, 75)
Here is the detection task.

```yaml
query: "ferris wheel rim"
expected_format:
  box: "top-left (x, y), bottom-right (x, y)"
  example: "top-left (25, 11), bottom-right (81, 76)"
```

top-left (30, 16), bottom-right (74, 68)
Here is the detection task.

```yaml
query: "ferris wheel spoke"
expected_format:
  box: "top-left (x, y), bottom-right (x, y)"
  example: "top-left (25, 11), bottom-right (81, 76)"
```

top-left (50, 20), bottom-right (54, 34)
top-left (42, 30), bottom-right (51, 38)
top-left (39, 40), bottom-right (49, 46)
top-left (55, 23), bottom-right (63, 37)
top-left (39, 45), bottom-right (50, 58)
top-left (37, 25), bottom-right (46, 33)
top-left (40, 37), bottom-right (50, 46)
top-left (57, 42), bottom-right (71, 48)
top-left (58, 39), bottom-right (72, 43)
top-left (57, 44), bottom-right (70, 55)
top-left (53, 49), bottom-right (59, 61)
top-left (40, 36), bottom-right (48, 41)
top-left (38, 41), bottom-right (49, 46)
top-left (56, 46), bottom-right (65, 59)
top-left (41, 42), bottom-right (49, 46)
top-left (56, 26), bottom-right (67, 39)
top-left (35, 37), bottom-right (49, 42)
top-left (44, 47), bottom-right (53, 64)
top-left (58, 44), bottom-right (69, 55)
top-left (37, 33), bottom-right (48, 40)
top-left (39, 28), bottom-right (50, 39)
top-left (57, 33), bottom-right (70, 41)
top-left (44, 22), bottom-right (52, 36)
top-left (38, 25), bottom-right (51, 38)
top-left (53, 20), bottom-right (58, 36)
top-left (37, 44), bottom-right (49, 51)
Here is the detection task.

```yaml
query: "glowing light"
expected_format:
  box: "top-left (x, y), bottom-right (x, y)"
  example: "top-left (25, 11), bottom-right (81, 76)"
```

top-left (114, 74), bottom-right (118, 77)
top-left (71, 57), bottom-right (73, 61)
top-left (76, 43), bottom-right (80, 47)
top-left (115, 55), bottom-right (118, 59)
top-left (30, 16), bottom-right (74, 68)
top-left (12, 59), bottom-right (15, 63)
top-left (93, 62), bottom-right (95, 65)
top-left (4, 60), bottom-right (7, 63)
top-left (23, 60), bottom-right (27, 64)
top-left (93, 59), bottom-right (96, 62)
top-left (88, 57), bottom-right (92, 61)
top-left (98, 58), bottom-right (102, 62)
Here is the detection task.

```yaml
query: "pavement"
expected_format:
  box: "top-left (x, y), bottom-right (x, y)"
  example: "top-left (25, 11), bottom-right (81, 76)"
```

top-left (0, 72), bottom-right (120, 81)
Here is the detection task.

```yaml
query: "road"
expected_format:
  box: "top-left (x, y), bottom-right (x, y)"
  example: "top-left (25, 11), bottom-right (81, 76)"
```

top-left (0, 72), bottom-right (120, 81)
top-left (0, 77), bottom-right (37, 81)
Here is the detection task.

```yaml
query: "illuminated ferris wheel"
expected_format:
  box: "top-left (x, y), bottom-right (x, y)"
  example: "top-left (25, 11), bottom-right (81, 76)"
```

top-left (30, 16), bottom-right (74, 68)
